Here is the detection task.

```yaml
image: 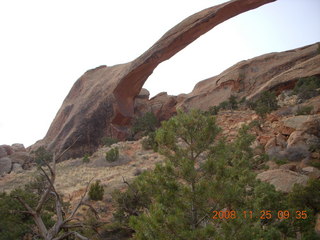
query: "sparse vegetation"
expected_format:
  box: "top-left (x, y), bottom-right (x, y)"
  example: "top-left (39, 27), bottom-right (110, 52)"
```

top-left (292, 76), bottom-right (320, 101)
top-left (309, 161), bottom-right (320, 169)
top-left (141, 132), bottom-right (158, 151)
top-left (82, 153), bottom-right (90, 163)
top-left (101, 137), bottom-right (118, 147)
top-left (0, 188), bottom-right (54, 240)
top-left (249, 119), bottom-right (262, 129)
top-left (207, 95), bottom-right (240, 115)
top-left (295, 105), bottom-right (313, 115)
top-left (32, 146), bottom-right (53, 166)
top-left (131, 112), bottom-right (158, 137)
top-left (89, 180), bottom-right (104, 201)
top-left (274, 157), bottom-right (289, 165)
top-left (105, 147), bottom-right (119, 162)
top-left (10, 148), bottom-right (94, 240)
top-left (247, 91), bottom-right (279, 117)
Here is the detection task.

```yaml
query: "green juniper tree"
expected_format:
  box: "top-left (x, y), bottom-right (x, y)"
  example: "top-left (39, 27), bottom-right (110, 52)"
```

top-left (112, 110), bottom-right (318, 240)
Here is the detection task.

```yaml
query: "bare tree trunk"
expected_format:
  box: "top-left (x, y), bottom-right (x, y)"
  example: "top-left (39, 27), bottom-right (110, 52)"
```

top-left (15, 137), bottom-right (96, 240)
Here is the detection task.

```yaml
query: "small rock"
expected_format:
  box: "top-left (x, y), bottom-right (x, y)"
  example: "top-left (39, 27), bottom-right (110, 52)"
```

top-left (302, 166), bottom-right (320, 179)
top-left (279, 125), bottom-right (295, 136)
top-left (311, 152), bottom-right (320, 160)
top-left (133, 168), bottom-right (143, 176)
top-left (276, 134), bottom-right (288, 148)
top-left (265, 138), bottom-right (276, 152)
top-left (0, 157), bottom-right (12, 176)
top-left (279, 163), bottom-right (298, 171)
top-left (265, 161), bottom-right (279, 170)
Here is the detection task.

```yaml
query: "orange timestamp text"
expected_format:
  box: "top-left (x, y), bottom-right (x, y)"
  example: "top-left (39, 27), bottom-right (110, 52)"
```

top-left (212, 210), bottom-right (308, 220)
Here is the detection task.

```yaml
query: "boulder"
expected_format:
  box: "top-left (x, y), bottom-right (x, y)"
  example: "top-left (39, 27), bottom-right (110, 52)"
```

top-left (0, 146), bottom-right (7, 158)
top-left (301, 166), bottom-right (320, 179)
top-left (9, 152), bottom-right (31, 166)
top-left (11, 143), bottom-right (26, 152)
top-left (149, 92), bottom-right (177, 121)
top-left (33, 0), bottom-right (276, 160)
top-left (285, 144), bottom-right (310, 162)
top-left (134, 88), bottom-right (151, 116)
top-left (0, 145), bottom-right (13, 156)
top-left (256, 169), bottom-right (309, 193)
top-left (11, 163), bottom-right (23, 174)
top-left (279, 163), bottom-right (298, 171)
top-left (0, 157), bottom-right (12, 177)
top-left (282, 115), bottom-right (311, 130)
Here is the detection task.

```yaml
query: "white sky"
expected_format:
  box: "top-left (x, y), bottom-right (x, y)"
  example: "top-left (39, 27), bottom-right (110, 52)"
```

top-left (0, 0), bottom-right (319, 147)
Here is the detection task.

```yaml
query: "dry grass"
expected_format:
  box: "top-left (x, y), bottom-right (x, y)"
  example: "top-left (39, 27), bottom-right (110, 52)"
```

top-left (0, 139), bottom-right (164, 201)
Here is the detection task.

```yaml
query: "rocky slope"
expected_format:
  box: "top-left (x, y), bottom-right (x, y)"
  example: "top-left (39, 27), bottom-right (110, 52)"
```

top-left (1, 94), bottom-right (319, 233)
top-left (30, 0), bottom-right (276, 160)
top-left (179, 43), bottom-right (320, 110)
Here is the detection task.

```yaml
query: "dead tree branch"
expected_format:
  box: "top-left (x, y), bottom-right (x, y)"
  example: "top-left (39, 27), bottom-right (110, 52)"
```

top-left (16, 136), bottom-right (96, 240)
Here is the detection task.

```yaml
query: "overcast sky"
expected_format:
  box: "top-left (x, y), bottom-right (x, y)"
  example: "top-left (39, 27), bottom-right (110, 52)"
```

top-left (0, 0), bottom-right (319, 147)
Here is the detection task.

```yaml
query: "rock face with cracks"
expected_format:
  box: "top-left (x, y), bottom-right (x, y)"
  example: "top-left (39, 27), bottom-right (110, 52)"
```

top-left (179, 43), bottom-right (320, 110)
top-left (33, 0), bottom-right (276, 160)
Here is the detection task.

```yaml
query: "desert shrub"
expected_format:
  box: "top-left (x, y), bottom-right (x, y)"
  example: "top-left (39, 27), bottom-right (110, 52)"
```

top-left (249, 119), bottom-right (262, 129)
top-left (207, 95), bottom-right (239, 115)
top-left (101, 137), bottom-right (118, 147)
top-left (309, 143), bottom-right (320, 153)
top-left (208, 105), bottom-right (220, 115)
top-left (89, 180), bottom-right (104, 201)
top-left (82, 153), bottom-right (90, 163)
top-left (286, 145), bottom-right (310, 161)
top-left (239, 96), bottom-right (246, 104)
top-left (289, 179), bottom-right (320, 213)
top-left (309, 161), bottom-right (320, 169)
top-left (112, 174), bottom-right (151, 225)
top-left (105, 147), bottom-right (119, 162)
top-left (295, 105), bottom-right (313, 115)
top-left (248, 91), bottom-right (279, 117)
top-left (131, 112), bottom-right (158, 136)
top-left (32, 146), bottom-right (52, 166)
top-left (0, 187), bottom-right (55, 240)
top-left (228, 94), bottom-right (238, 109)
top-left (292, 76), bottom-right (320, 101)
top-left (274, 158), bottom-right (289, 165)
top-left (141, 132), bottom-right (158, 151)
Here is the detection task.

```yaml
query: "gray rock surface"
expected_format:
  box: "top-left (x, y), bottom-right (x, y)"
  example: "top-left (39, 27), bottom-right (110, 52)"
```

top-left (0, 157), bottom-right (12, 177)
top-left (257, 169), bottom-right (309, 193)
top-left (11, 143), bottom-right (26, 152)
top-left (11, 163), bottom-right (23, 173)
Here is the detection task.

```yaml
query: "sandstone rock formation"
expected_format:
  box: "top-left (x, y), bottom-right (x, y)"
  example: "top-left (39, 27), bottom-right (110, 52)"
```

top-left (179, 43), bottom-right (320, 110)
top-left (34, 0), bottom-right (276, 160)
